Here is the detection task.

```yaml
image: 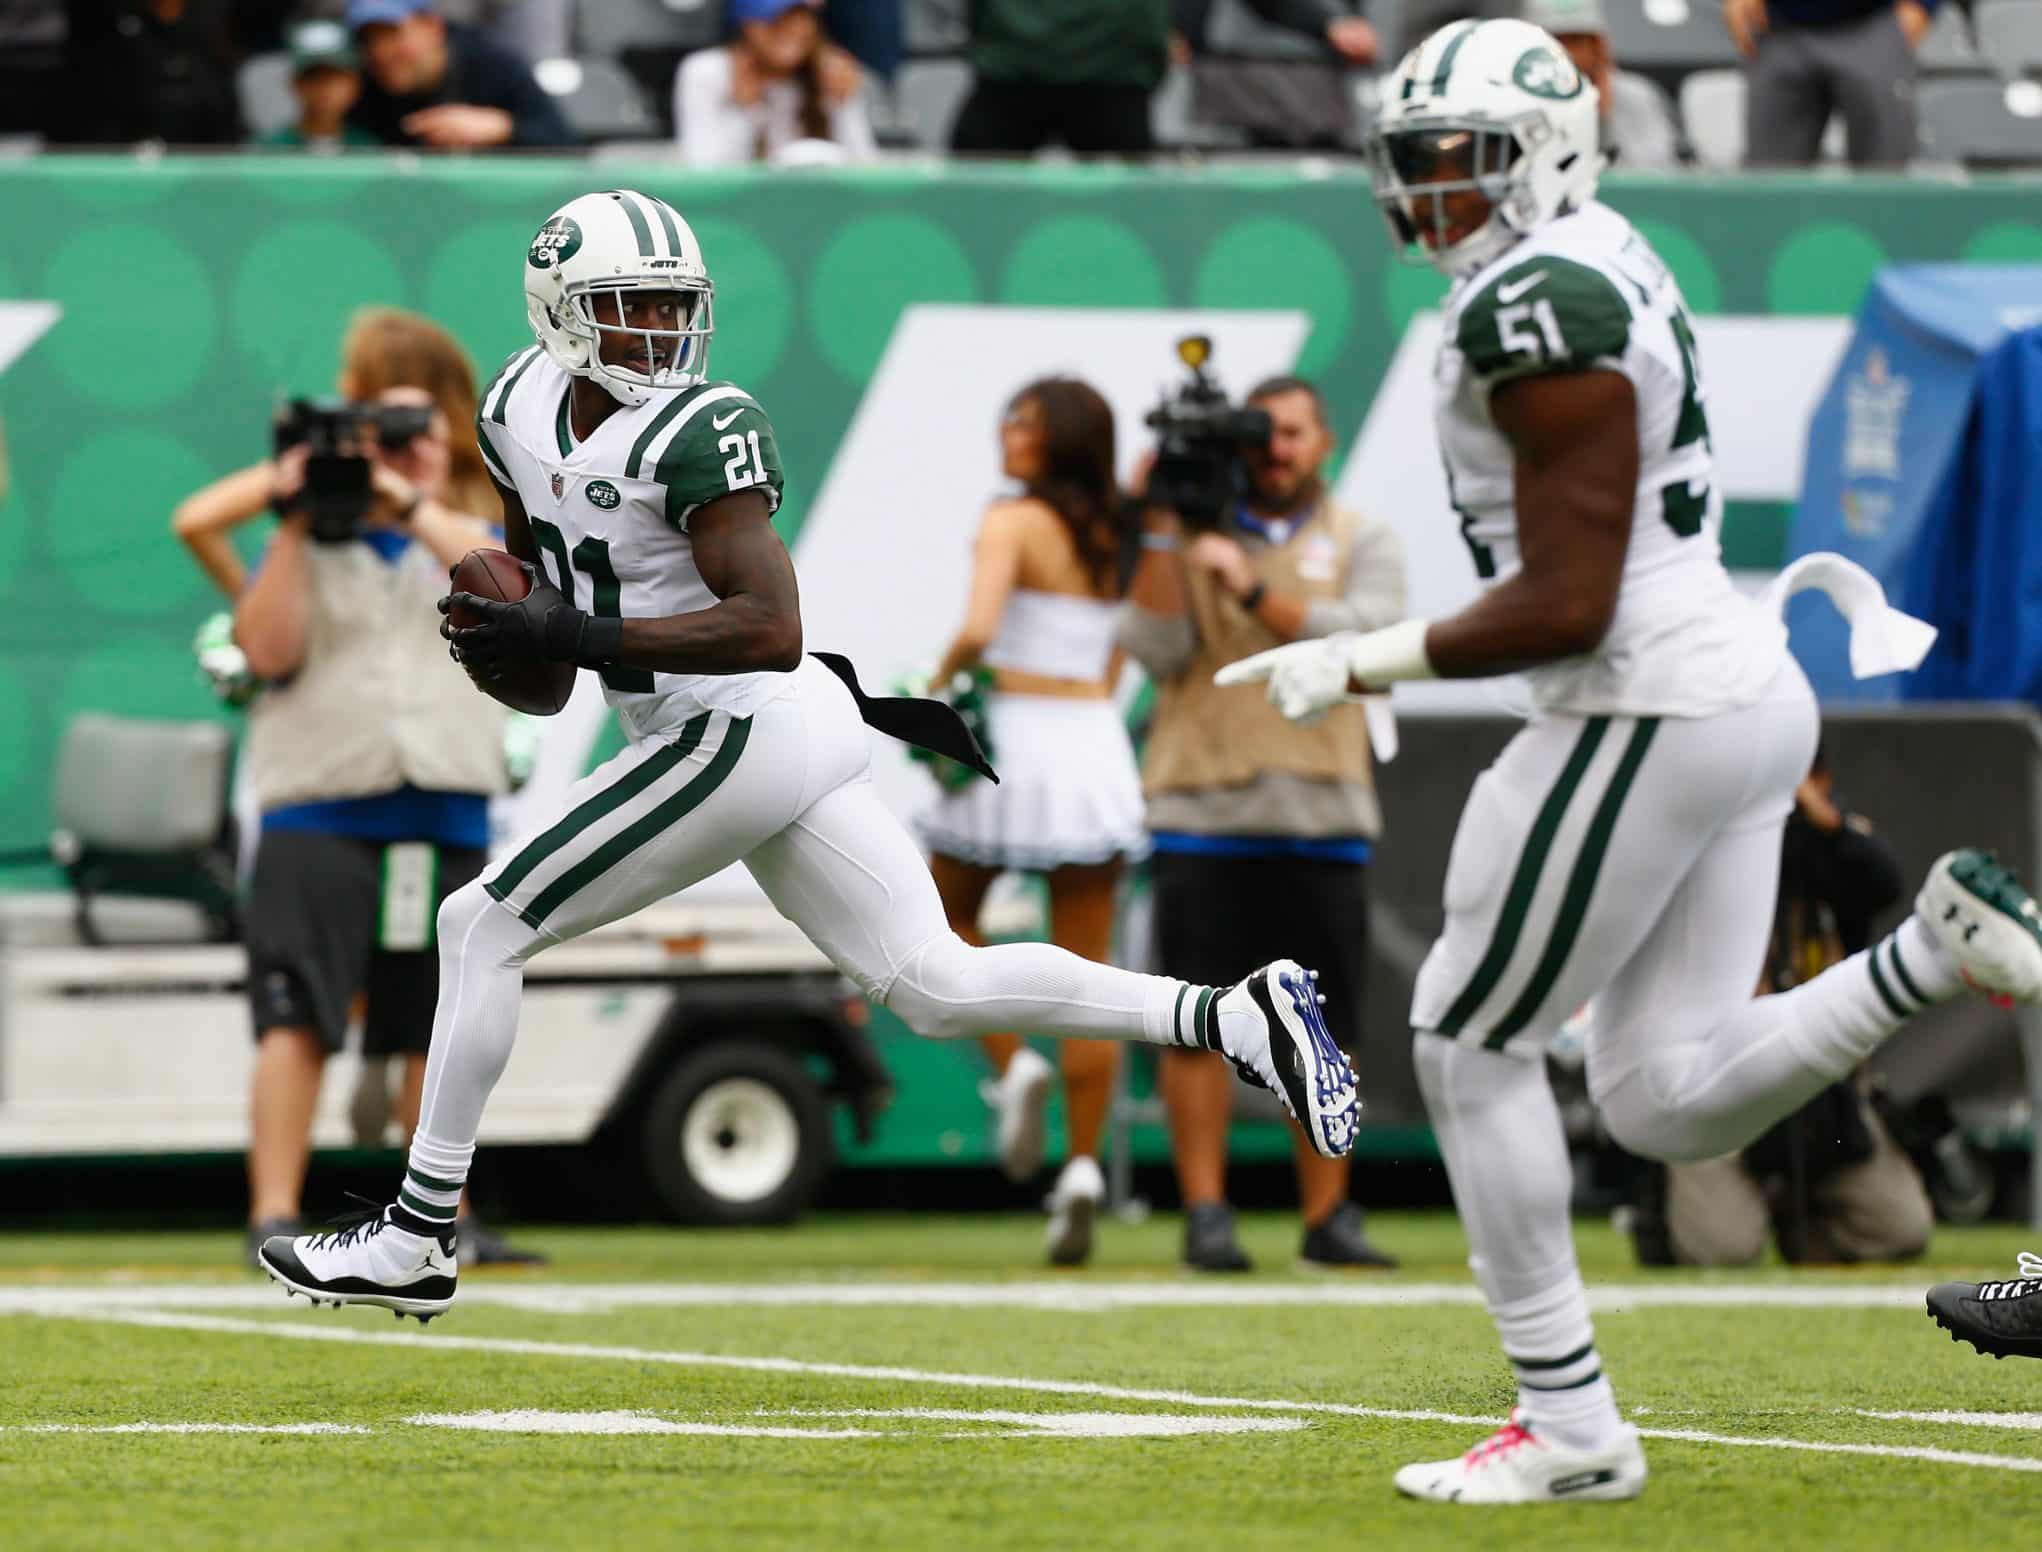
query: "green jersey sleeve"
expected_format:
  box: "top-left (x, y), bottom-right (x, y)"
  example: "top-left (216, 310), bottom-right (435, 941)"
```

top-left (654, 389), bottom-right (785, 531)
top-left (1455, 255), bottom-right (1632, 386)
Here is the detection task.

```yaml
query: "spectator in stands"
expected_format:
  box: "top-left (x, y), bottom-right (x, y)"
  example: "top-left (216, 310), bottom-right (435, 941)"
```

top-left (258, 20), bottom-right (381, 150)
top-left (1118, 376), bottom-right (1404, 1273)
top-left (1727, 0), bottom-right (1930, 166)
top-left (1173, 0), bottom-right (1380, 150)
top-left (1522, 0), bottom-right (1682, 169)
top-left (1627, 743), bottom-right (1935, 1266)
top-left (59, 0), bottom-right (243, 146)
top-left (676, 0), bottom-right (877, 167)
top-left (921, 379), bottom-right (1145, 1267)
top-left (952, 0), bottom-right (1167, 155)
top-left (343, 0), bottom-right (574, 150)
top-left (825, 0), bottom-right (902, 83)
top-left (170, 309), bottom-right (541, 1271)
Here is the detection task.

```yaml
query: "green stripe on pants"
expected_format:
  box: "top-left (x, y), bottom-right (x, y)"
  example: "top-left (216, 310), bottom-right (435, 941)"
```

top-left (487, 714), bottom-right (710, 907)
top-left (1485, 719), bottom-right (1661, 1049)
top-left (1435, 718), bottom-right (1610, 1037)
top-left (521, 715), bottom-right (754, 931)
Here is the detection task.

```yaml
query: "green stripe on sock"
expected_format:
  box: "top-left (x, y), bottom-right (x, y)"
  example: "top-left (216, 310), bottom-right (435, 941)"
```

top-left (1487, 719), bottom-right (1660, 1049)
top-left (486, 716), bottom-right (708, 907)
top-left (1172, 984), bottom-right (1189, 1046)
top-left (1193, 986), bottom-right (1217, 1050)
top-left (1438, 718), bottom-right (1610, 1038)
top-left (1520, 1367), bottom-right (1603, 1393)
top-left (1867, 945), bottom-right (1910, 1020)
top-left (1509, 1343), bottom-right (1596, 1372)
top-left (1887, 936), bottom-right (1929, 1008)
top-left (406, 1168), bottom-right (463, 1194)
top-left (522, 716), bottom-right (753, 930)
top-left (398, 1186), bottom-right (456, 1222)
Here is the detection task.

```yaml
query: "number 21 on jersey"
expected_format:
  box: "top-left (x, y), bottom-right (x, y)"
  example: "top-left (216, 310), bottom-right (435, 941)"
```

top-left (721, 430), bottom-right (767, 491)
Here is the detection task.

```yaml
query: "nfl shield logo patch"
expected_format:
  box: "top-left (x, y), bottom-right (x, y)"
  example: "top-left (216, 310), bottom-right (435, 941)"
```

top-left (549, 471), bottom-right (565, 500)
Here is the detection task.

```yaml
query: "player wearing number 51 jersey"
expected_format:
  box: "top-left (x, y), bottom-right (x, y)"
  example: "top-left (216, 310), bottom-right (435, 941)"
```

top-left (257, 188), bottom-right (1364, 1325)
top-left (1221, 18), bottom-right (2042, 1508)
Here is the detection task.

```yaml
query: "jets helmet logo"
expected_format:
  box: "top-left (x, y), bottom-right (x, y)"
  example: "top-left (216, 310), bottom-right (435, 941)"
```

top-left (528, 215), bottom-right (583, 271)
top-left (1512, 46), bottom-right (1583, 100)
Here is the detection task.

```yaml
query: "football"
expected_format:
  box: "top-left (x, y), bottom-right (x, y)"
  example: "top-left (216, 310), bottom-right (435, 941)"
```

top-left (447, 548), bottom-right (577, 717)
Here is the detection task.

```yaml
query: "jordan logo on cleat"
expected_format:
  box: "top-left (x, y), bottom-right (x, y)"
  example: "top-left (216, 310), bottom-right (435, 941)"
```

top-left (1549, 1469), bottom-right (1618, 1496)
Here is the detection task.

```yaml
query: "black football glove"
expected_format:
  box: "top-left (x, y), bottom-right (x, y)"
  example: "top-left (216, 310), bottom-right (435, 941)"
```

top-left (438, 563), bottom-right (621, 677)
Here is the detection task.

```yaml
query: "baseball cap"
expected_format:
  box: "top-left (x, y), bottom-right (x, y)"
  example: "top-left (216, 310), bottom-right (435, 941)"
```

top-left (1521, 0), bottom-right (1607, 36)
top-left (727, 0), bottom-right (819, 24)
top-left (289, 20), bottom-right (357, 73)
top-left (345, 0), bottom-right (434, 28)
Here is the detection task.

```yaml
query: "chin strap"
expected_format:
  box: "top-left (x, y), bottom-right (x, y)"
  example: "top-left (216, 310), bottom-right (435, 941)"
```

top-left (809, 652), bottom-right (1000, 784)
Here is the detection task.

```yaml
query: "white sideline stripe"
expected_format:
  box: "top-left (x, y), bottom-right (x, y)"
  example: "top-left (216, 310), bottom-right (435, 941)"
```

top-left (0, 1280), bottom-right (1941, 1314)
top-left (1, 1422), bottom-right (367, 1435)
top-left (764, 1409), bottom-right (1306, 1438)
top-left (1858, 1409), bottom-right (2042, 1430)
top-left (27, 1305), bottom-right (2042, 1476)
top-left (409, 1410), bottom-right (879, 1440)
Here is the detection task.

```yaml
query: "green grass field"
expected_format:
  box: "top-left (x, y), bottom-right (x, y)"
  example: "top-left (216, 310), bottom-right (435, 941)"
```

top-left (5, 1210), bottom-right (2040, 1551)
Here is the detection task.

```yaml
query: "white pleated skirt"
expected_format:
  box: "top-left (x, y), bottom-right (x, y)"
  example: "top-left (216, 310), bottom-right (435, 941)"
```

top-left (917, 693), bottom-right (1149, 872)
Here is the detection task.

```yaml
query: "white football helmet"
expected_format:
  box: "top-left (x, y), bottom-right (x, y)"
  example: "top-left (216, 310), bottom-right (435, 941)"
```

top-left (523, 188), bottom-right (714, 408)
top-left (1364, 18), bottom-right (1604, 278)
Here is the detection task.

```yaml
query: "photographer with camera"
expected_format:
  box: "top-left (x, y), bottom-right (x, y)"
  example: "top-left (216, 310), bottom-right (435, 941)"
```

top-left (1119, 353), bottom-right (1405, 1271)
top-left (170, 307), bottom-right (539, 1269)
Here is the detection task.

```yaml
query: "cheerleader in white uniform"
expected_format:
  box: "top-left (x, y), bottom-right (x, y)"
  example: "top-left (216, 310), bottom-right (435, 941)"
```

top-left (921, 379), bottom-right (1146, 1266)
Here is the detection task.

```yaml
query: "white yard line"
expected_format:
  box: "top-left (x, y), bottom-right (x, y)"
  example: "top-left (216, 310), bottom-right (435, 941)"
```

top-left (1857, 1410), bottom-right (2042, 1431)
top-left (21, 1303), bottom-right (2042, 1475)
top-left (0, 1279), bottom-right (1939, 1315)
top-left (0, 1422), bottom-right (367, 1435)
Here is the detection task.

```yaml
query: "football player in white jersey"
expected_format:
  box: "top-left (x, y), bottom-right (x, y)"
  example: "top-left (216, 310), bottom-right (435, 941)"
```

top-left (257, 188), bottom-right (1361, 1318)
top-left (1224, 19), bottom-right (2042, 1505)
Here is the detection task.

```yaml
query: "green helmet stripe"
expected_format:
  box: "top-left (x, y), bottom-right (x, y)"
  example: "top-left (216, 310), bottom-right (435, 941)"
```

top-left (1431, 19), bottom-right (1475, 94)
top-left (648, 196), bottom-right (684, 259)
top-left (608, 189), bottom-right (656, 257)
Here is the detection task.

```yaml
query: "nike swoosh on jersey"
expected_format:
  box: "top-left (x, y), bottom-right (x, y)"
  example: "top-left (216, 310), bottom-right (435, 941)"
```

top-left (1496, 270), bottom-right (1548, 303)
top-left (711, 407), bottom-right (743, 430)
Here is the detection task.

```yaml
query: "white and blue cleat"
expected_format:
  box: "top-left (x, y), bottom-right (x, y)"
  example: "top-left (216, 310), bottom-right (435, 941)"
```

top-left (1218, 958), bottom-right (1361, 1159)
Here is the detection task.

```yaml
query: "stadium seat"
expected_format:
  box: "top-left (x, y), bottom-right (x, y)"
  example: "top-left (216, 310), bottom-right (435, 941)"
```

top-left (237, 52), bottom-right (296, 139)
top-left (576, 0), bottom-right (722, 54)
top-left (1678, 67), bottom-right (1743, 167)
top-left (1679, 67), bottom-right (1848, 167)
top-left (892, 57), bottom-right (972, 150)
top-left (536, 56), bottom-right (663, 142)
top-left (1604, 0), bottom-right (1739, 89)
top-left (904, 0), bottom-right (968, 56)
top-left (1975, 0), bottom-right (2042, 81)
top-left (1918, 77), bottom-right (2042, 164)
top-left (1917, 2), bottom-right (1985, 76)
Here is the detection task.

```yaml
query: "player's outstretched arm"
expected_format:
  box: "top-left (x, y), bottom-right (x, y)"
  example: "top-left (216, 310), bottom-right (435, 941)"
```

top-left (1422, 368), bottom-right (1637, 678)
top-left (614, 488), bottom-right (804, 675)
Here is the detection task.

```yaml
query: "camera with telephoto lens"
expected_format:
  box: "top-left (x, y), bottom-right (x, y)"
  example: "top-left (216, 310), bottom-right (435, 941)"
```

top-left (1142, 335), bottom-right (1273, 531)
top-left (272, 397), bottom-right (433, 543)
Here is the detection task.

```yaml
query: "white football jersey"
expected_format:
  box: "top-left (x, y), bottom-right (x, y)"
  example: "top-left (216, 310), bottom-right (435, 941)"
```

top-left (1438, 200), bottom-right (1786, 718)
top-left (475, 348), bottom-right (793, 737)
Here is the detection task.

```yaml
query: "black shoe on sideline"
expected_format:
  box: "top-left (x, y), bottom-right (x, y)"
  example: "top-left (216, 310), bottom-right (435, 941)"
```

top-left (1299, 1203), bottom-right (1398, 1270)
top-left (245, 1215), bottom-right (302, 1272)
top-left (1928, 1254), bottom-right (2042, 1359)
top-left (1183, 1202), bottom-right (1253, 1273)
top-left (456, 1214), bottom-right (548, 1269)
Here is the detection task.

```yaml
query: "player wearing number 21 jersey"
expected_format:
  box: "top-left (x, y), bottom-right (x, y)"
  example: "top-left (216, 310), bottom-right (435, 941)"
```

top-left (256, 187), bottom-right (1363, 1324)
top-left (1224, 18), bottom-right (2042, 1509)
